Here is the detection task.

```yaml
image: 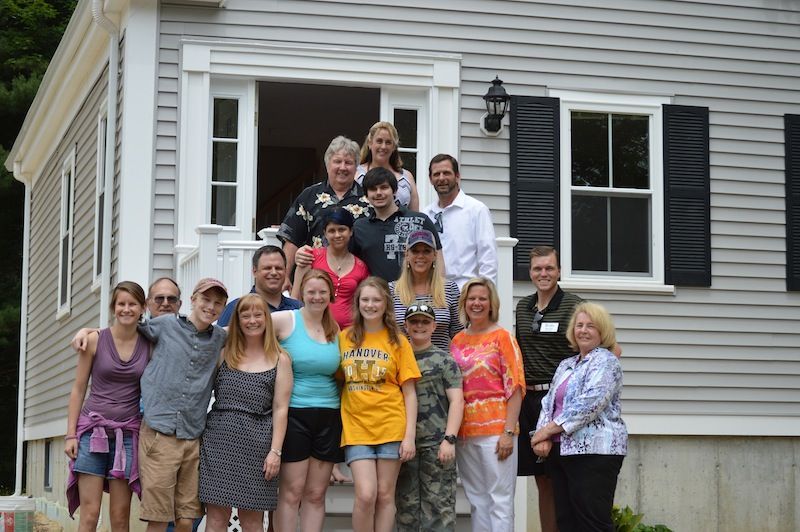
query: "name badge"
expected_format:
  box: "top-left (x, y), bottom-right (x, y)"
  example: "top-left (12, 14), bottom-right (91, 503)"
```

top-left (540, 322), bottom-right (559, 333)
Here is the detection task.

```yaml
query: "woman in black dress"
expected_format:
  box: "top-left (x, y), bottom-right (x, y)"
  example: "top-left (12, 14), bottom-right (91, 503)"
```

top-left (199, 294), bottom-right (293, 532)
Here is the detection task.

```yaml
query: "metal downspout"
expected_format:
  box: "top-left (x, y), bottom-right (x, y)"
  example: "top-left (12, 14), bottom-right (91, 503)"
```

top-left (12, 182), bottom-right (31, 495)
top-left (91, 0), bottom-right (118, 326)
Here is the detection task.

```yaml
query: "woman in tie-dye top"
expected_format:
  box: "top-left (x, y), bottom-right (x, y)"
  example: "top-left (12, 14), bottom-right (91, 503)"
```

top-left (450, 277), bottom-right (525, 532)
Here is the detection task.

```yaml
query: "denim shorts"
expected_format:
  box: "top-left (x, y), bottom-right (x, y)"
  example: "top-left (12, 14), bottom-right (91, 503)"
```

top-left (73, 430), bottom-right (134, 480)
top-left (344, 441), bottom-right (401, 465)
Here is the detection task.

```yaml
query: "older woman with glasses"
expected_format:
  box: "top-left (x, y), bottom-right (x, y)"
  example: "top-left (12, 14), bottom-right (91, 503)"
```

top-left (530, 301), bottom-right (627, 532)
top-left (390, 229), bottom-right (462, 351)
top-left (450, 277), bottom-right (525, 532)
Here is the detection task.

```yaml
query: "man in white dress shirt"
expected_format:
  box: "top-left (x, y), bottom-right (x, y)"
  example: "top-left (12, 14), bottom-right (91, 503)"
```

top-left (422, 154), bottom-right (498, 289)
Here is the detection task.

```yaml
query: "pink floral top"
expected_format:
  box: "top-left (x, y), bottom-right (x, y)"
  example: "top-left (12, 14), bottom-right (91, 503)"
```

top-left (450, 328), bottom-right (526, 438)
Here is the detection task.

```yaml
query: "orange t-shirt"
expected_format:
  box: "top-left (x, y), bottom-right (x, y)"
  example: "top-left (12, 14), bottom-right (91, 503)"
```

top-left (450, 328), bottom-right (526, 438)
top-left (339, 328), bottom-right (421, 446)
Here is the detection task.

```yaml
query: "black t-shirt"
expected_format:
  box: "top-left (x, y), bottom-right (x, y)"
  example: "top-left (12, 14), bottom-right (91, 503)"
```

top-left (351, 206), bottom-right (441, 281)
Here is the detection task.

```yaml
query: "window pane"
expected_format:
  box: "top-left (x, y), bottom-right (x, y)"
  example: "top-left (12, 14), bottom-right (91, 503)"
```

top-left (572, 196), bottom-right (608, 271)
top-left (401, 152), bottom-right (417, 178)
top-left (212, 142), bottom-right (237, 183)
top-left (96, 193), bottom-right (104, 275)
top-left (213, 98), bottom-right (238, 138)
top-left (611, 197), bottom-right (650, 273)
top-left (612, 114), bottom-right (649, 189)
top-left (571, 112), bottom-right (608, 187)
top-left (394, 109), bottom-right (417, 148)
top-left (61, 237), bottom-right (69, 305)
top-left (211, 185), bottom-right (236, 226)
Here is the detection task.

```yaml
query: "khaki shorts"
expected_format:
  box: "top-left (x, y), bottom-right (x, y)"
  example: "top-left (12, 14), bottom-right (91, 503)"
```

top-left (138, 422), bottom-right (202, 522)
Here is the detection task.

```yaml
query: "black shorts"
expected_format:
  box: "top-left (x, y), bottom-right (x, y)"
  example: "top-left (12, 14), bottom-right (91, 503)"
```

top-left (282, 407), bottom-right (344, 463)
top-left (518, 390), bottom-right (548, 476)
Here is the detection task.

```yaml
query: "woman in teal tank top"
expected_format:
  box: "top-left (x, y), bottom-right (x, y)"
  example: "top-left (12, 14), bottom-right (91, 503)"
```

top-left (271, 270), bottom-right (342, 532)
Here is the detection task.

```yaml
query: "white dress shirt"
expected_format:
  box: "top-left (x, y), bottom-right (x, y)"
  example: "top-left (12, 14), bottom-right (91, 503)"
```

top-left (423, 189), bottom-right (498, 289)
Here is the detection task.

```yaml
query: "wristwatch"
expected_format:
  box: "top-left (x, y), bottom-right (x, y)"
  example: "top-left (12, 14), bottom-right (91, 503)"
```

top-left (503, 429), bottom-right (515, 437)
top-left (443, 434), bottom-right (457, 445)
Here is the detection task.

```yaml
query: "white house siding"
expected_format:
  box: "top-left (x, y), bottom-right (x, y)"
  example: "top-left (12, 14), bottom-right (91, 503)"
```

top-left (25, 68), bottom-right (108, 435)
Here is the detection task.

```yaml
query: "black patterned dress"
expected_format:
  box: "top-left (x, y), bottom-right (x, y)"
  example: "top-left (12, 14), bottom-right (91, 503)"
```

top-left (199, 361), bottom-right (278, 511)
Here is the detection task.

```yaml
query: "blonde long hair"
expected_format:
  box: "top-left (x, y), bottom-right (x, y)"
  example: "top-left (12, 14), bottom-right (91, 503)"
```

top-left (394, 251), bottom-right (446, 308)
top-left (347, 277), bottom-right (402, 348)
top-left (359, 121), bottom-right (403, 172)
top-left (224, 294), bottom-right (286, 369)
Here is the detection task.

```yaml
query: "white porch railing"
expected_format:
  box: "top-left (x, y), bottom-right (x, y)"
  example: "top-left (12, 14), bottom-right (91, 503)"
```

top-left (176, 225), bottom-right (282, 308)
top-left (178, 225), bottom-right (518, 330)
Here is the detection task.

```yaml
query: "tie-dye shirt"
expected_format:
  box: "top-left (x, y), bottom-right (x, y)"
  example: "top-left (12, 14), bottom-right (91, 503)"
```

top-left (450, 328), bottom-right (526, 438)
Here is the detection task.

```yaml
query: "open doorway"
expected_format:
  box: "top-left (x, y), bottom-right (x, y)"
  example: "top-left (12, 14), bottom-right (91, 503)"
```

top-left (255, 82), bottom-right (380, 232)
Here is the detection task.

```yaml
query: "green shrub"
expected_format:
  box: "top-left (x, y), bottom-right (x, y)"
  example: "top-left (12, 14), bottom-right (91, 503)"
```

top-left (612, 505), bottom-right (673, 532)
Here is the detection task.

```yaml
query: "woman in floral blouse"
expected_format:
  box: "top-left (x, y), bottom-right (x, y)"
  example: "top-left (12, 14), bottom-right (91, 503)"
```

top-left (530, 301), bottom-right (627, 532)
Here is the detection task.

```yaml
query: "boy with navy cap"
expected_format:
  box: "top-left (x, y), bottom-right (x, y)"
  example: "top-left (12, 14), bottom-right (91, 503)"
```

top-left (395, 304), bottom-right (464, 531)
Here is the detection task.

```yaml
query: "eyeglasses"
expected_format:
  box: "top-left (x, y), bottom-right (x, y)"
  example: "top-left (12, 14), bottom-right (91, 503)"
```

top-left (154, 295), bottom-right (179, 305)
top-left (407, 304), bottom-right (433, 314)
top-left (433, 211), bottom-right (444, 233)
top-left (531, 310), bottom-right (544, 333)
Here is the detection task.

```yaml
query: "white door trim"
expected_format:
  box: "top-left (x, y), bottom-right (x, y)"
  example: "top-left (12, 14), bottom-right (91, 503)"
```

top-left (177, 40), bottom-right (461, 247)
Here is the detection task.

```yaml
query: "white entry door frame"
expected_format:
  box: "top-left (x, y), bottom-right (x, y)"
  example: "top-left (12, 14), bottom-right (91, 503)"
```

top-left (177, 39), bottom-right (461, 249)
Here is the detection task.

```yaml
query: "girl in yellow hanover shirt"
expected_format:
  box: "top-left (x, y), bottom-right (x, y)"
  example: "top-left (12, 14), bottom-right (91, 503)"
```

top-left (339, 276), bottom-right (421, 532)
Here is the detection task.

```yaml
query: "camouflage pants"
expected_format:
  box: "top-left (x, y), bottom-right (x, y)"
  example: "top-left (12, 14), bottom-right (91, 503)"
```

top-left (395, 444), bottom-right (457, 531)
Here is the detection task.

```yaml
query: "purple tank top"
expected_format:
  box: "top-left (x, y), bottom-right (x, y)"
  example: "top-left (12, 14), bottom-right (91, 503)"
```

top-left (81, 328), bottom-right (149, 421)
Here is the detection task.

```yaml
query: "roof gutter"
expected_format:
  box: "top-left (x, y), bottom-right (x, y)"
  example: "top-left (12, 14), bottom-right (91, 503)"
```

top-left (91, 0), bottom-right (118, 327)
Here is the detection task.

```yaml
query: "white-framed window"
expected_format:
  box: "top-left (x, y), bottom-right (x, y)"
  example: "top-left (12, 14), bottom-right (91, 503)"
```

top-left (553, 90), bottom-right (669, 287)
top-left (209, 96), bottom-right (241, 227)
top-left (57, 148), bottom-right (76, 318)
top-left (92, 110), bottom-right (108, 290)
top-left (382, 89), bottom-right (431, 206)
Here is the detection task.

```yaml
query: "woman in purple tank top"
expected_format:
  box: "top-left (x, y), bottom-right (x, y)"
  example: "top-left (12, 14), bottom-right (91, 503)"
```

top-left (65, 281), bottom-right (150, 531)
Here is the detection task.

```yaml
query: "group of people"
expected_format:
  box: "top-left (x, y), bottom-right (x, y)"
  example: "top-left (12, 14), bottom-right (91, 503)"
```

top-left (64, 122), bottom-right (628, 532)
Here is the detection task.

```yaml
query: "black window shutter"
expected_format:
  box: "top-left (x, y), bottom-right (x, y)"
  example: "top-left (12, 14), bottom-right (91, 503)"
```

top-left (510, 96), bottom-right (560, 280)
top-left (664, 104), bottom-right (710, 286)
top-left (786, 114), bottom-right (800, 291)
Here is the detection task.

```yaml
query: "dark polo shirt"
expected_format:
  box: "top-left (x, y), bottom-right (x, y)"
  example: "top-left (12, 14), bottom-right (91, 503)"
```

top-left (515, 286), bottom-right (583, 384)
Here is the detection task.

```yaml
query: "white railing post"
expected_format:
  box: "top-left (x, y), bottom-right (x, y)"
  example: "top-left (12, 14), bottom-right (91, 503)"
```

top-left (495, 236), bottom-right (530, 532)
top-left (496, 236), bottom-right (519, 330)
top-left (256, 226), bottom-right (282, 247)
top-left (196, 224), bottom-right (224, 280)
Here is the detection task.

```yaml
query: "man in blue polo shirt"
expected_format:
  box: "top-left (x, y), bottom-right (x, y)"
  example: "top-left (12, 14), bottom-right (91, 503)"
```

top-left (216, 245), bottom-right (301, 327)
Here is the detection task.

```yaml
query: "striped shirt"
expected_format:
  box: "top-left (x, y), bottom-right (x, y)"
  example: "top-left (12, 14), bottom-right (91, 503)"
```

top-left (515, 287), bottom-right (583, 385)
top-left (389, 279), bottom-right (463, 351)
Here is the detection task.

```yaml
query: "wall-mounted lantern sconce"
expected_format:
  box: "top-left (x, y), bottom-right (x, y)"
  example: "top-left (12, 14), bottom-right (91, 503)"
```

top-left (480, 76), bottom-right (510, 136)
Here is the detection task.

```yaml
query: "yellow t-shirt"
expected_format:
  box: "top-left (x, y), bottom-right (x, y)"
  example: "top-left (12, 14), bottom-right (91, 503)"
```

top-left (339, 328), bottom-right (421, 446)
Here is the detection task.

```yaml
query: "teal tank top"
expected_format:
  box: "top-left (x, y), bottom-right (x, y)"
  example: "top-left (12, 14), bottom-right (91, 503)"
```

top-left (279, 309), bottom-right (341, 408)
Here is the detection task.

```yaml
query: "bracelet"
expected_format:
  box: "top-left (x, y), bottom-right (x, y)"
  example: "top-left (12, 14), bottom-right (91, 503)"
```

top-left (503, 429), bottom-right (514, 437)
top-left (270, 448), bottom-right (282, 457)
top-left (65, 435), bottom-right (77, 441)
